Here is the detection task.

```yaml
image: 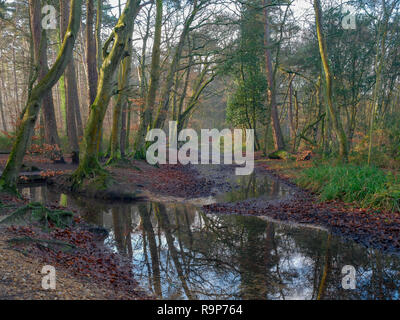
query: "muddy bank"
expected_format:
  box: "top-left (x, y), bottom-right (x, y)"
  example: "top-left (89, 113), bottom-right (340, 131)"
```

top-left (48, 160), bottom-right (219, 202)
top-left (0, 194), bottom-right (151, 300)
top-left (203, 160), bottom-right (400, 254)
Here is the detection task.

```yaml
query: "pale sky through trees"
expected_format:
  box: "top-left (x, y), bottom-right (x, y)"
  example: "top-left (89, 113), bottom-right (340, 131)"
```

top-left (108, 0), bottom-right (313, 18)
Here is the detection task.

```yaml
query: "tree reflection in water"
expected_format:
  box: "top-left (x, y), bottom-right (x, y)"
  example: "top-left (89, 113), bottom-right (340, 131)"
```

top-left (20, 182), bottom-right (400, 300)
top-left (89, 202), bottom-right (399, 300)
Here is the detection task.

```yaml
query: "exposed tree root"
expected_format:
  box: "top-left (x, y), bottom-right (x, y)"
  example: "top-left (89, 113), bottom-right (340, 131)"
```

top-left (106, 156), bottom-right (134, 168)
top-left (0, 202), bottom-right (74, 229)
top-left (70, 158), bottom-right (112, 192)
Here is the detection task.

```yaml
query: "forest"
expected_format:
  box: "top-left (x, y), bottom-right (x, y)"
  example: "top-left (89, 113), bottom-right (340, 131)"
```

top-left (0, 0), bottom-right (399, 301)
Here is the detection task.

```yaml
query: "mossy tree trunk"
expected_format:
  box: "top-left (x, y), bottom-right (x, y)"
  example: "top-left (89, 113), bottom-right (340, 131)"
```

top-left (0, 0), bottom-right (82, 193)
top-left (314, 0), bottom-right (348, 161)
top-left (72, 0), bottom-right (142, 185)
top-left (108, 38), bottom-right (133, 164)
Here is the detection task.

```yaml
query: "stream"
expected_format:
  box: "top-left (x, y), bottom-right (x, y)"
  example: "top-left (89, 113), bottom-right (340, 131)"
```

top-left (18, 171), bottom-right (400, 300)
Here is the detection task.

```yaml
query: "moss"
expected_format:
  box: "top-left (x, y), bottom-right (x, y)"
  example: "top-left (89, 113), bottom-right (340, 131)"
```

top-left (1, 202), bottom-right (74, 229)
top-left (268, 150), bottom-right (296, 160)
top-left (71, 161), bottom-right (111, 191)
top-left (85, 172), bottom-right (114, 191)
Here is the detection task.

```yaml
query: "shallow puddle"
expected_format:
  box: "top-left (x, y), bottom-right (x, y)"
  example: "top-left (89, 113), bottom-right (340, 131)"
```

top-left (19, 174), bottom-right (400, 300)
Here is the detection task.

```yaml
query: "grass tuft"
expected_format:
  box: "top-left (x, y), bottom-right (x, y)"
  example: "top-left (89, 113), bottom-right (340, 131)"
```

top-left (296, 164), bottom-right (400, 212)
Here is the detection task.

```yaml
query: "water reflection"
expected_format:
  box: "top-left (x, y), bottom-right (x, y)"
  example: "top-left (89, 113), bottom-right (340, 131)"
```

top-left (87, 202), bottom-right (400, 300)
top-left (19, 184), bottom-right (400, 300)
top-left (216, 172), bottom-right (293, 203)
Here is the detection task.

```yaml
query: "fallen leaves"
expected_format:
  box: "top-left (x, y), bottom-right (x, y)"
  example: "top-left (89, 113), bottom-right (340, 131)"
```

top-left (6, 223), bottom-right (150, 300)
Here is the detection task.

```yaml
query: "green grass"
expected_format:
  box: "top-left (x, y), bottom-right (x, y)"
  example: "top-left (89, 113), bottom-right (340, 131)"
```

top-left (296, 164), bottom-right (400, 212)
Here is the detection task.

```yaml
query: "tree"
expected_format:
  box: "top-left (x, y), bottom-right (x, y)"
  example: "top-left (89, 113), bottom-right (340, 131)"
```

top-left (226, 1), bottom-right (267, 150)
top-left (0, 0), bottom-right (82, 193)
top-left (367, 0), bottom-right (400, 165)
top-left (86, 0), bottom-right (98, 106)
top-left (263, 0), bottom-right (285, 151)
top-left (151, 0), bottom-right (203, 131)
top-left (72, 0), bottom-right (143, 187)
top-left (108, 37), bottom-right (134, 164)
top-left (60, 0), bottom-right (81, 163)
top-left (132, 0), bottom-right (163, 158)
top-left (313, 0), bottom-right (348, 160)
top-left (31, 0), bottom-right (64, 162)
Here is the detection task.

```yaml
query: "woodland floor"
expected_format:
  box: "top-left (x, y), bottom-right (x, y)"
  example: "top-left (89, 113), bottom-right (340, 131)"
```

top-left (0, 191), bottom-right (151, 300)
top-left (1, 153), bottom-right (400, 299)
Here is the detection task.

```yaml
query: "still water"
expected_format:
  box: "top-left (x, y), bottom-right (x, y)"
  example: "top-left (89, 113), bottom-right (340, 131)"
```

top-left (19, 173), bottom-right (400, 300)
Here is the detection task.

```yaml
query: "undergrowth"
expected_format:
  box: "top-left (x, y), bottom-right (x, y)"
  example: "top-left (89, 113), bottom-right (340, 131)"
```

top-left (297, 164), bottom-right (400, 212)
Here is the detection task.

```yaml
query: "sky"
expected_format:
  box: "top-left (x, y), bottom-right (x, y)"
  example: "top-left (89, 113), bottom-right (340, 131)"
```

top-left (108, 0), bottom-right (314, 17)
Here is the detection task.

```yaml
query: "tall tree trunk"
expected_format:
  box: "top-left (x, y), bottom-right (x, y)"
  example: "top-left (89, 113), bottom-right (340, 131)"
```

top-left (0, 72), bottom-right (7, 132)
top-left (12, 45), bottom-right (20, 116)
top-left (60, 0), bottom-right (81, 163)
top-left (95, 0), bottom-right (103, 76)
top-left (263, 0), bottom-right (285, 151)
top-left (0, 0), bottom-right (82, 192)
top-left (108, 38), bottom-right (133, 163)
top-left (95, 0), bottom-right (104, 153)
top-left (72, 0), bottom-right (142, 185)
top-left (0, 61), bottom-right (10, 131)
top-left (133, 0), bottom-right (163, 157)
top-left (86, 0), bottom-right (98, 106)
top-left (28, 1), bottom-right (63, 161)
top-left (314, 0), bottom-right (348, 161)
top-left (131, 4), bottom-right (151, 155)
top-left (287, 74), bottom-right (296, 151)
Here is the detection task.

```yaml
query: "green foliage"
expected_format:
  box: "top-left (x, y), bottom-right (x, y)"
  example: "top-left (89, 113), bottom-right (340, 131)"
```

top-left (226, 76), bottom-right (267, 128)
top-left (297, 165), bottom-right (400, 212)
top-left (225, 1), bottom-right (267, 130)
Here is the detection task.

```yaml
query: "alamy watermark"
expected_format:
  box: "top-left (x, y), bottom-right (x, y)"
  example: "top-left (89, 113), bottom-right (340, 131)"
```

top-left (145, 122), bottom-right (255, 176)
top-left (342, 265), bottom-right (356, 290)
top-left (41, 5), bottom-right (57, 30)
top-left (341, 6), bottom-right (357, 30)
top-left (41, 265), bottom-right (56, 290)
